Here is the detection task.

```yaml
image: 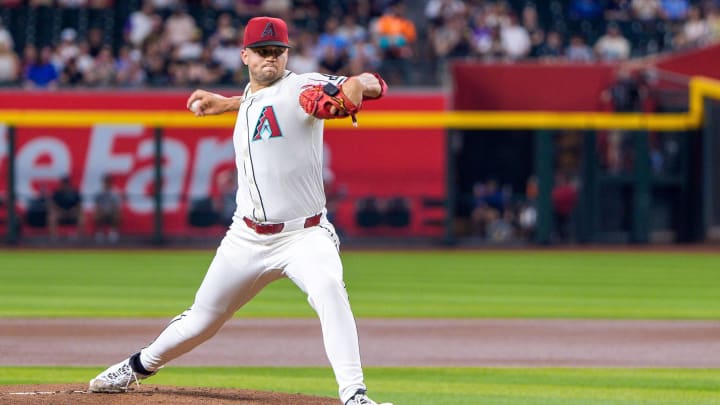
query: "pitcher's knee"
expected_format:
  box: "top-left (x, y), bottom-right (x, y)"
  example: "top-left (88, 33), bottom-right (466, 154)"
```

top-left (174, 307), bottom-right (228, 342)
top-left (307, 278), bottom-right (348, 306)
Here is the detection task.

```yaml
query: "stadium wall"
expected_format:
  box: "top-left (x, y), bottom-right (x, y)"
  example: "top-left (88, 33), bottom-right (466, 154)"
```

top-left (0, 91), bottom-right (447, 239)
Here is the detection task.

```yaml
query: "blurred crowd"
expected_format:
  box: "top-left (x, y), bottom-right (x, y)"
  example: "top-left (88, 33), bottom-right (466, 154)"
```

top-left (1, 0), bottom-right (719, 89)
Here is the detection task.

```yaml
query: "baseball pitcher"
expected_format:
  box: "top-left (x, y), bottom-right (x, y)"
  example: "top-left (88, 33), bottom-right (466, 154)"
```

top-left (88, 16), bottom-right (391, 405)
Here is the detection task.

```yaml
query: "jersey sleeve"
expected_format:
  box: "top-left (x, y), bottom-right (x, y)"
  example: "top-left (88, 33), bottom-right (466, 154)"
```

top-left (298, 72), bottom-right (349, 88)
top-left (298, 72), bottom-right (386, 101)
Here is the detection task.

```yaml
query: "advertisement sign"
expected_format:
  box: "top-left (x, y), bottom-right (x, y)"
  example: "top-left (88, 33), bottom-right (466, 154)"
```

top-left (0, 91), bottom-right (446, 237)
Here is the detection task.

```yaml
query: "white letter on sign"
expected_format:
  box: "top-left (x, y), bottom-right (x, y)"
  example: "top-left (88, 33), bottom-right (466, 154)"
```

top-left (126, 137), bottom-right (188, 213)
top-left (188, 137), bottom-right (234, 201)
top-left (83, 125), bottom-right (144, 208)
top-left (16, 137), bottom-right (71, 208)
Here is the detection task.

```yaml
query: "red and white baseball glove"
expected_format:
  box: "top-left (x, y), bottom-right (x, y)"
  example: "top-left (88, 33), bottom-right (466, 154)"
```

top-left (299, 82), bottom-right (361, 125)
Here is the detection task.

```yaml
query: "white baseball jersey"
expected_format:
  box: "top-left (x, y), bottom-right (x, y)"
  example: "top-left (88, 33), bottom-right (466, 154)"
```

top-left (233, 70), bottom-right (348, 223)
top-left (130, 70), bottom-right (371, 404)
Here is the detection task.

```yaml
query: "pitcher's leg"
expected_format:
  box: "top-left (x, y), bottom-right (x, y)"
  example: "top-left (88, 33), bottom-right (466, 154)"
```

top-left (140, 244), bottom-right (278, 371)
top-left (282, 227), bottom-right (365, 403)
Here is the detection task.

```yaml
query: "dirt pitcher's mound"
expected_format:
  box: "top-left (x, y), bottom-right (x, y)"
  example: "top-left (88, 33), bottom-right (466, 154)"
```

top-left (0, 384), bottom-right (339, 404)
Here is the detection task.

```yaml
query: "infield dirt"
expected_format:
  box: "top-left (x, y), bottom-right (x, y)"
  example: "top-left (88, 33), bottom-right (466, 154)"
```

top-left (2, 318), bottom-right (720, 404)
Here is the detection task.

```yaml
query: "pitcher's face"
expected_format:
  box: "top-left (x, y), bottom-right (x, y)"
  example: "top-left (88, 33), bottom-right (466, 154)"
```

top-left (242, 46), bottom-right (288, 87)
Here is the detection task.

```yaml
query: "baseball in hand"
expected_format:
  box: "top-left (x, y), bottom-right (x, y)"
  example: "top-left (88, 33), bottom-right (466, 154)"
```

top-left (190, 100), bottom-right (202, 114)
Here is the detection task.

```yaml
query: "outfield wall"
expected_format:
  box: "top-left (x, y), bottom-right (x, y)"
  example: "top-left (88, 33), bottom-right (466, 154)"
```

top-left (0, 91), bottom-right (447, 238)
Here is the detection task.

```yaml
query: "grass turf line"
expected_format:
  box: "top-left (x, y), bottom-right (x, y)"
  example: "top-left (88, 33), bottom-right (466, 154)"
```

top-left (1, 367), bottom-right (720, 405)
top-left (1, 250), bottom-right (719, 319)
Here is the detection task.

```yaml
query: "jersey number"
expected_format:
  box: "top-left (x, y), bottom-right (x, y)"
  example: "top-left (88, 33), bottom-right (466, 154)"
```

top-left (252, 106), bottom-right (283, 141)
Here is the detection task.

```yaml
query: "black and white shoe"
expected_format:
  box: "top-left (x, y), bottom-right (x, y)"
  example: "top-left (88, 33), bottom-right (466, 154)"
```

top-left (88, 353), bottom-right (155, 392)
top-left (345, 389), bottom-right (393, 405)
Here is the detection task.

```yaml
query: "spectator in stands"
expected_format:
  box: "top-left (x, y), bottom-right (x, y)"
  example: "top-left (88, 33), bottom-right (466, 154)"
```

top-left (125, 0), bottom-right (157, 48)
top-left (660, 0), bottom-right (689, 22)
top-left (261, 0), bottom-right (291, 16)
top-left (288, 31), bottom-right (320, 74)
top-left (566, 34), bottom-right (595, 62)
top-left (483, 2), bottom-right (510, 28)
top-left (425, 0), bottom-right (467, 28)
top-left (23, 45), bottom-right (58, 89)
top-left (85, 44), bottom-right (116, 86)
top-left (174, 27), bottom-right (203, 62)
top-left (632, 0), bottom-right (663, 22)
top-left (234, 0), bottom-right (263, 23)
top-left (0, 20), bottom-right (14, 51)
top-left (317, 41), bottom-right (348, 75)
top-left (190, 48), bottom-right (224, 85)
top-left (500, 12), bottom-right (531, 61)
top-left (86, 26), bottom-right (106, 57)
top-left (291, 0), bottom-right (321, 32)
top-left (373, 0), bottom-right (417, 85)
top-left (210, 27), bottom-right (243, 84)
top-left (594, 23), bottom-right (631, 60)
top-left (164, 5), bottom-right (198, 47)
top-left (570, 0), bottom-right (605, 21)
top-left (59, 56), bottom-right (85, 86)
top-left (605, 0), bottom-right (633, 22)
top-left (469, 9), bottom-right (494, 58)
top-left (0, 35), bottom-right (20, 85)
top-left (486, 25), bottom-right (506, 60)
top-left (93, 174), bottom-right (121, 243)
top-left (48, 175), bottom-right (84, 239)
top-left (150, 0), bottom-right (178, 17)
top-left (521, 4), bottom-right (546, 57)
top-left (337, 14), bottom-right (368, 45)
top-left (206, 12), bottom-right (236, 48)
top-left (569, 0), bottom-right (604, 34)
top-left (431, 14), bottom-right (472, 82)
top-left (142, 35), bottom-right (170, 86)
top-left (115, 45), bottom-right (146, 87)
top-left (314, 16), bottom-right (350, 62)
top-left (707, 6), bottom-right (720, 43)
top-left (2, 1), bottom-right (718, 89)
top-left (207, 0), bottom-right (234, 14)
top-left (55, 28), bottom-right (80, 68)
top-left (535, 30), bottom-right (565, 60)
top-left (632, 0), bottom-right (666, 52)
top-left (346, 34), bottom-right (381, 77)
top-left (71, 40), bottom-right (95, 76)
top-left (678, 5), bottom-right (708, 48)
top-left (140, 12), bottom-right (165, 49)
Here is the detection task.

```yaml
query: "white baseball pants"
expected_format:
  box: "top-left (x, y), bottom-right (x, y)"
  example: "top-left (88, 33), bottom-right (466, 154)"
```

top-left (137, 216), bottom-right (366, 403)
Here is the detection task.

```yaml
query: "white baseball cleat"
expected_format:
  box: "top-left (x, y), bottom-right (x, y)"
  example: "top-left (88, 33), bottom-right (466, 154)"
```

top-left (345, 390), bottom-right (393, 405)
top-left (88, 355), bottom-right (154, 393)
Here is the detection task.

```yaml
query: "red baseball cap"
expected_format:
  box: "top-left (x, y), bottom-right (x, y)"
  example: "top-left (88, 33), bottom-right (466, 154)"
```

top-left (243, 16), bottom-right (290, 48)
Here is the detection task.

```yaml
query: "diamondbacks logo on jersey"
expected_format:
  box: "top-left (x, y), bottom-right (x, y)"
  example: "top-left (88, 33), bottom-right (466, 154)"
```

top-left (252, 106), bottom-right (282, 141)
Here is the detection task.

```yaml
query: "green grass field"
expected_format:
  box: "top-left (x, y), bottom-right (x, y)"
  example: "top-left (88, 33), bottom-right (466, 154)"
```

top-left (1, 249), bottom-right (720, 404)
top-left (1, 250), bottom-right (719, 319)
